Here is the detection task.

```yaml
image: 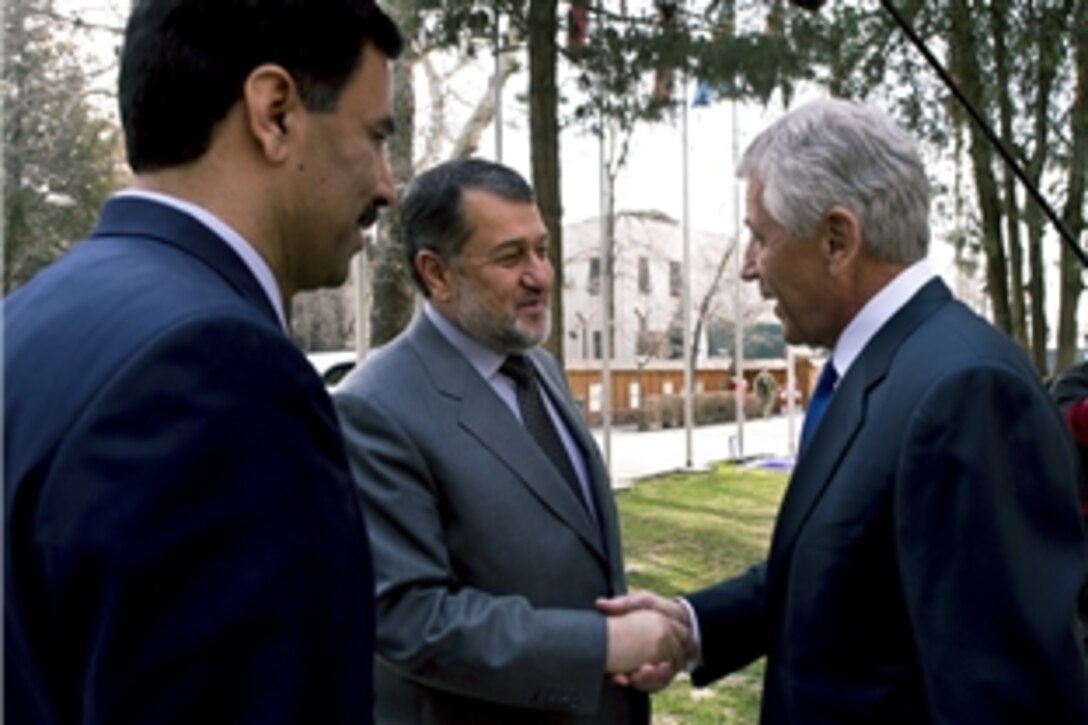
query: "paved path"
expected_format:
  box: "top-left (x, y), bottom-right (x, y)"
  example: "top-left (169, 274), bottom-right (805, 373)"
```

top-left (590, 413), bottom-right (805, 487)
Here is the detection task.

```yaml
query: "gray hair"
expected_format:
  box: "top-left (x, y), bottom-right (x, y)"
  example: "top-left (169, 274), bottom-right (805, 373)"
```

top-left (737, 98), bottom-right (930, 264)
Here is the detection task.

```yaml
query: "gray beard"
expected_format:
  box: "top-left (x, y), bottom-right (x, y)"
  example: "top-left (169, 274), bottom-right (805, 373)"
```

top-left (458, 301), bottom-right (550, 354)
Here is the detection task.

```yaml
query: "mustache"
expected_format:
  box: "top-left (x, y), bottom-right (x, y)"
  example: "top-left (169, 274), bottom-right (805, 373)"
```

top-left (358, 202), bottom-right (384, 230)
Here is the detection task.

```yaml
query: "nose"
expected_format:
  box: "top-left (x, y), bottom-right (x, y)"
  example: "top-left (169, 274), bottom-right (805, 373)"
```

top-left (740, 239), bottom-right (759, 282)
top-left (374, 153), bottom-right (396, 208)
top-left (522, 248), bottom-right (554, 290)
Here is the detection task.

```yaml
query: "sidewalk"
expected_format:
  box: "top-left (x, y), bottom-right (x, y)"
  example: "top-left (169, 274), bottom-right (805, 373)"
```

top-left (590, 412), bottom-right (805, 488)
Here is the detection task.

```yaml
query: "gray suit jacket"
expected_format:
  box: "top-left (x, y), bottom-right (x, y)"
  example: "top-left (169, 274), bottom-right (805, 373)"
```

top-left (334, 313), bottom-right (649, 724)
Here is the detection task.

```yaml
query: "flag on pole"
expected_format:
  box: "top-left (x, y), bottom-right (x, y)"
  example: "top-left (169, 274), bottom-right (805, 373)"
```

top-left (692, 81), bottom-right (715, 107)
top-left (692, 0), bottom-right (739, 106)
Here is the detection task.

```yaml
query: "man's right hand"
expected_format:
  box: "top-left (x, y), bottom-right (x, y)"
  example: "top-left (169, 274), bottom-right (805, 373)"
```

top-left (599, 592), bottom-right (695, 692)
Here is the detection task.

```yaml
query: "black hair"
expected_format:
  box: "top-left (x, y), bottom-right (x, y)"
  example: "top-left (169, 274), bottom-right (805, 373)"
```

top-left (119, 0), bottom-right (403, 172)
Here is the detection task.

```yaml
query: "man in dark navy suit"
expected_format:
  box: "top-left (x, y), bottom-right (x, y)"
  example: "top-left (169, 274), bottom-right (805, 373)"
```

top-left (4, 2), bottom-right (402, 722)
top-left (601, 98), bottom-right (1088, 722)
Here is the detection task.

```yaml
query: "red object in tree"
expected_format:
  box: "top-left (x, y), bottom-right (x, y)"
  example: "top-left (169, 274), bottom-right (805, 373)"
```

top-left (567, 2), bottom-right (588, 50)
top-left (651, 1), bottom-right (678, 103)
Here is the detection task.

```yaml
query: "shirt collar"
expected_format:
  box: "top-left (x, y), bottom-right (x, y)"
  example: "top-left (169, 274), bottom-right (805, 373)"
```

top-left (423, 303), bottom-right (507, 381)
top-left (113, 188), bottom-right (287, 331)
top-left (831, 259), bottom-right (935, 378)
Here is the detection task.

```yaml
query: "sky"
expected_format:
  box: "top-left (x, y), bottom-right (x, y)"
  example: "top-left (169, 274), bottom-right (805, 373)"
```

top-left (57, 0), bottom-right (1078, 344)
top-left (59, 0), bottom-right (770, 238)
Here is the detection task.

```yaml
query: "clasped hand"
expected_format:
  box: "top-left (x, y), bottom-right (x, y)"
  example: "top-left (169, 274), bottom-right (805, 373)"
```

top-left (598, 591), bottom-right (695, 692)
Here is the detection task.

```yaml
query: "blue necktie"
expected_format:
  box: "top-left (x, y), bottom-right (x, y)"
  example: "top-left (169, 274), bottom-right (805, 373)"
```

top-left (801, 362), bottom-right (839, 451)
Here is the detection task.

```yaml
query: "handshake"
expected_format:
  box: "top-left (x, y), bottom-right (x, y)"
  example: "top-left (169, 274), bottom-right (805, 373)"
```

top-left (598, 591), bottom-right (696, 692)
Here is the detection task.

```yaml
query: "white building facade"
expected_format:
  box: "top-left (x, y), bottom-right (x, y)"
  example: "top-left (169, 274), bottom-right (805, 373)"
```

top-left (561, 210), bottom-right (762, 367)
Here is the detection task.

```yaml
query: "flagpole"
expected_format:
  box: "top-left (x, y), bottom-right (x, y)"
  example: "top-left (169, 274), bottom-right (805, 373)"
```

top-left (493, 3), bottom-right (503, 161)
top-left (597, 0), bottom-right (612, 475)
top-left (681, 69), bottom-right (694, 469)
top-left (731, 98), bottom-right (745, 458)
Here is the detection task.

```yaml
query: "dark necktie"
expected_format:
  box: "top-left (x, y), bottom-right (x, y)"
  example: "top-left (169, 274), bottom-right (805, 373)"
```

top-left (500, 355), bottom-right (586, 510)
top-left (800, 361), bottom-right (839, 452)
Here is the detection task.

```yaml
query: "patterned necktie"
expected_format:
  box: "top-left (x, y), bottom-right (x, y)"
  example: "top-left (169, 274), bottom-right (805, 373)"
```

top-left (800, 361), bottom-right (839, 452)
top-left (500, 355), bottom-right (586, 510)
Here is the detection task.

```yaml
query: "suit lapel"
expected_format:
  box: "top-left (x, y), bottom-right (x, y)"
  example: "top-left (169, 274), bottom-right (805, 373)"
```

top-left (408, 316), bottom-right (608, 563)
top-left (530, 353), bottom-right (624, 568)
top-left (90, 197), bottom-right (281, 328)
top-left (768, 279), bottom-right (954, 573)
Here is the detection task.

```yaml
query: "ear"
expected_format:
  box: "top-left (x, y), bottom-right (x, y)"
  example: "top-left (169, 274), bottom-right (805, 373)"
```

top-left (417, 250), bottom-right (454, 302)
top-left (824, 206), bottom-right (863, 273)
top-left (242, 64), bottom-right (301, 164)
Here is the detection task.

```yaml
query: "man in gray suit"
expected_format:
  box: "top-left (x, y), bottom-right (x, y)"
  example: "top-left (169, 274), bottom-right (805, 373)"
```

top-left (334, 158), bottom-right (691, 723)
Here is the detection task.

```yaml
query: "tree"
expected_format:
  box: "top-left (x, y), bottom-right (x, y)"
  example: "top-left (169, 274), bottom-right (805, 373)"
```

top-left (785, 0), bottom-right (1087, 373)
top-left (529, 0), bottom-right (565, 359)
top-left (4, 0), bottom-right (122, 293)
top-left (560, 0), bottom-right (810, 372)
top-left (1055, 0), bottom-right (1088, 372)
top-left (689, 236), bottom-right (734, 369)
top-left (366, 1), bottom-right (421, 347)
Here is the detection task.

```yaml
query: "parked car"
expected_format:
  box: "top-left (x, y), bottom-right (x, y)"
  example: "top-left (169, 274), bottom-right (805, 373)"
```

top-left (306, 350), bottom-right (360, 388)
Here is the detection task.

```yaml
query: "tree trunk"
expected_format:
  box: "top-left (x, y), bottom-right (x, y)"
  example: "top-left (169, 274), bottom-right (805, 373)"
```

top-left (689, 242), bottom-right (734, 372)
top-left (528, 0), bottom-right (564, 362)
top-left (949, 0), bottom-right (1012, 335)
top-left (1022, 2), bottom-right (1061, 373)
top-left (989, 4), bottom-right (1027, 350)
top-left (368, 17), bottom-right (418, 348)
top-left (1018, 0), bottom-right (1061, 372)
top-left (1056, 0), bottom-right (1088, 371)
top-left (449, 50), bottom-right (520, 160)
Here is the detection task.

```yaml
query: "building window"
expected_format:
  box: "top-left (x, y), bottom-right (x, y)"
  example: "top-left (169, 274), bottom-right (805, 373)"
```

top-left (592, 330), bottom-right (602, 360)
top-left (669, 260), bottom-right (681, 297)
top-left (588, 383), bottom-right (602, 413)
top-left (638, 256), bottom-right (651, 294)
top-left (588, 257), bottom-right (601, 295)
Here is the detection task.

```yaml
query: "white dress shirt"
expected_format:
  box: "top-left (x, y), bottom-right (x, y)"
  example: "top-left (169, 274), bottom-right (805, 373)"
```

top-left (113, 189), bottom-right (287, 330)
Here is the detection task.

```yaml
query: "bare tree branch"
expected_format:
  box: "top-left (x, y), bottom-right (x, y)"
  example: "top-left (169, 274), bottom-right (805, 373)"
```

top-left (448, 52), bottom-right (520, 160)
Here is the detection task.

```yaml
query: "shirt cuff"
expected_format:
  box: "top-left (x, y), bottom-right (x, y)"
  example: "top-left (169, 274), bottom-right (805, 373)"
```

top-left (677, 596), bottom-right (703, 672)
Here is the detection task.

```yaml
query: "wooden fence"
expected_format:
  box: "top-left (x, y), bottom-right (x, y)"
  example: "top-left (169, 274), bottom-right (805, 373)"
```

top-left (564, 356), bottom-right (818, 427)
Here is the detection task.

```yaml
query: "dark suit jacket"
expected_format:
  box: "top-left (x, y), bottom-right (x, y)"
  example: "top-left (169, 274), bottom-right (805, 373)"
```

top-left (4, 197), bottom-right (376, 724)
top-left (333, 312), bottom-right (648, 724)
top-left (687, 279), bottom-right (1088, 723)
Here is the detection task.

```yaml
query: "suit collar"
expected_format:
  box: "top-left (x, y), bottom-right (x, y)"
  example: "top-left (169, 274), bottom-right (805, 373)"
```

top-left (529, 351), bottom-right (624, 562)
top-left (91, 196), bottom-right (282, 329)
top-left (768, 278), bottom-right (953, 573)
top-left (405, 314), bottom-right (610, 563)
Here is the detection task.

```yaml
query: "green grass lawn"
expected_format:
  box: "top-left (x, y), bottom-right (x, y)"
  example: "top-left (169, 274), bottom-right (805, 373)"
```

top-left (615, 462), bottom-right (790, 724)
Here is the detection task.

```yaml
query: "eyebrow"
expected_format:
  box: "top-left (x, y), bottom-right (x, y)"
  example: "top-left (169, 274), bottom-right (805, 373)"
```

top-left (486, 234), bottom-right (550, 256)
